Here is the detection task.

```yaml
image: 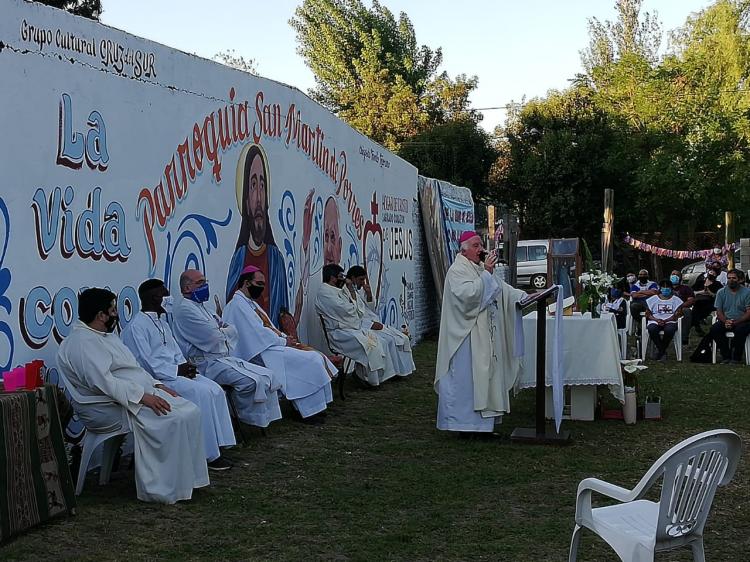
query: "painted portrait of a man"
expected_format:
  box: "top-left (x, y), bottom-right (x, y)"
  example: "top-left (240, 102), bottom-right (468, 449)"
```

top-left (323, 195), bottom-right (342, 266)
top-left (226, 143), bottom-right (313, 326)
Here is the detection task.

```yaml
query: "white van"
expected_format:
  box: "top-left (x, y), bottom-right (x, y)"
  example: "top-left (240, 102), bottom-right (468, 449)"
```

top-left (515, 239), bottom-right (549, 289)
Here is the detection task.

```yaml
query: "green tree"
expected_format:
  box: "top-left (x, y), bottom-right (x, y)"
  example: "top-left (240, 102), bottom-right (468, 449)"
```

top-left (491, 86), bottom-right (636, 244)
top-left (213, 50), bottom-right (258, 74)
top-left (425, 73), bottom-right (481, 124)
top-left (399, 118), bottom-right (497, 203)
top-left (581, 0), bottom-right (662, 78)
top-left (36, 0), bottom-right (101, 19)
top-left (496, 0), bottom-right (750, 255)
top-left (290, 0), bottom-right (474, 149)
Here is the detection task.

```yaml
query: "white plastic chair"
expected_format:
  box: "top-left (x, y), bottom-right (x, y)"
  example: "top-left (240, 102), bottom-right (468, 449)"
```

top-left (569, 429), bottom-right (742, 562)
top-left (56, 368), bottom-right (131, 496)
top-left (641, 316), bottom-right (682, 361)
top-left (617, 328), bottom-right (628, 360)
top-left (615, 300), bottom-right (632, 359)
top-left (624, 299), bottom-right (633, 334)
top-left (605, 300), bottom-right (630, 359)
top-left (709, 312), bottom-right (750, 365)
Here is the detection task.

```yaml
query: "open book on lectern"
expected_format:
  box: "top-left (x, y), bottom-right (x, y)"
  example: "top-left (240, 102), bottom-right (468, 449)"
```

top-left (516, 286), bottom-right (560, 309)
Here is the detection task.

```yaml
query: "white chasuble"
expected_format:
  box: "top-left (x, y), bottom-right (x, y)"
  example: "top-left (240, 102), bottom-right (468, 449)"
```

top-left (223, 292), bottom-right (333, 418)
top-left (435, 254), bottom-right (526, 431)
top-left (171, 296), bottom-right (282, 428)
top-left (347, 288), bottom-right (416, 376)
top-left (122, 311), bottom-right (236, 461)
top-left (57, 322), bottom-right (209, 504)
top-left (315, 283), bottom-right (390, 384)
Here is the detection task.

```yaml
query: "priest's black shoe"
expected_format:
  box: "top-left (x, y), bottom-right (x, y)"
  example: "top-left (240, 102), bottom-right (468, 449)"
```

top-left (207, 456), bottom-right (233, 471)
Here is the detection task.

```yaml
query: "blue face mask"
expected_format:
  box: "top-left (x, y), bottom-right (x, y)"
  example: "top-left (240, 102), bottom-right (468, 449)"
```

top-left (660, 288), bottom-right (672, 297)
top-left (189, 283), bottom-right (210, 303)
top-left (610, 289), bottom-right (622, 299)
top-left (670, 275), bottom-right (680, 284)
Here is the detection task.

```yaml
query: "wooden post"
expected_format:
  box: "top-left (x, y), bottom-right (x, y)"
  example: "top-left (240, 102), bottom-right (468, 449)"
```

top-left (504, 212), bottom-right (519, 287)
top-left (487, 205), bottom-right (496, 249)
top-left (601, 189), bottom-right (614, 274)
top-left (726, 212), bottom-right (735, 269)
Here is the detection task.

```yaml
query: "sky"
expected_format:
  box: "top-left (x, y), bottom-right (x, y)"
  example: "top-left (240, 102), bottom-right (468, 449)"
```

top-left (100, 0), bottom-right (714, 132)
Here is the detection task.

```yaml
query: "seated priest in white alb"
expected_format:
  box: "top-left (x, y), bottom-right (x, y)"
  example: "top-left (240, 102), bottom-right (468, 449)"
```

top-left (122, 279), bottom-right (236, 471)
top-left (315, 264), bottom-right (412, 386)
top-left (222, 265), bottom-right (334, 420)
top-left (345, 265), bottom-right (415, 376)
top-left (57, 288), bottom-right (209, 504)
top-left (171, 269), bottom-right (283, 429)
top-left (435, 231), bottom-right (526, 434)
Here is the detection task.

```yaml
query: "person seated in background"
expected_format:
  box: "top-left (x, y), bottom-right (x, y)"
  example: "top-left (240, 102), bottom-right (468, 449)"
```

top-left (710, 269), bottom-right (750, 364)
top-left (122, 279), bottom-right (235, 471)
top-left (704, 244), bottom-right (729, 271)
top-left (644, 279), bottom-right (683, 361)
top-left (222, 266), bottom-right (334, 422)
top-left (345, 265), bottom-right (415, 375)
top-left (708, 260), bottom-right (728, 285)
top-left (315, 264), bottom-right (413, 386)
top-left (603, 287), bottom-right (627, 330)
top-left (629, 269), bottom-right (659, 323)
top-left (670, 269), bottom-right (695, 344)
top-left (621, 272), bottom-right (636, 300)
top-left (171, 269), bottom-right (283, 429)
top-left (57, 288), bottom-right (209, 504)
top-left (692, 263), bottom-right (724, 336)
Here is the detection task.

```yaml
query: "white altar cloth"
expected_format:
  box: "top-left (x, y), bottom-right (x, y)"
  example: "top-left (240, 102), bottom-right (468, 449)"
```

top-left (518, 312), bottom-right (624, 402)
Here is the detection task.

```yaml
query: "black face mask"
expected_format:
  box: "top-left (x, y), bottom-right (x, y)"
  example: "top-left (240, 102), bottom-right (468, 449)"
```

top-left (335, 278), bottom-right (346, 288)
top-left (104, 313), bottom-right (119, 333)
top-left (248, 284), bottom-right (265, 299)
top-left (638, 277), bottom-right (648, 283)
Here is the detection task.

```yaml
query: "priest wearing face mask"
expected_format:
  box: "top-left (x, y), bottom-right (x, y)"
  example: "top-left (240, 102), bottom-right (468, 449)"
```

top-left (434, 231), bottom-right (527, 434)
top-left (344, 265), bottom-right (415, 376)
top-left (315, 263), bottom-right (404, 386)
top-left (710, 269), bottom-right (750, 364)
top-left (223, 266), bottom-right (334, 420)
top-left (122, 279), bottom-right (236, 471)
top-left (171, 269), bottom-right (283, 428)
top-left (57, 288), bottom-right (209, 503)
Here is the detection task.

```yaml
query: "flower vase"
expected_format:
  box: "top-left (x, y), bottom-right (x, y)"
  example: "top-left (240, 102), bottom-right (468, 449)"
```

top-left (624, 386), bottom-right (637, 424)
top-left (590, 298), bottom-right (600, 319)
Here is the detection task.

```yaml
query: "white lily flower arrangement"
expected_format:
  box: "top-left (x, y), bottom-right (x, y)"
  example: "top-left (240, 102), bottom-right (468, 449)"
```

top-left (620, 359), bottom-right (648, 391)
top-left (578, 269), bottom-right (621, 314)
top-left (620, 359), bottom-right (648, 374)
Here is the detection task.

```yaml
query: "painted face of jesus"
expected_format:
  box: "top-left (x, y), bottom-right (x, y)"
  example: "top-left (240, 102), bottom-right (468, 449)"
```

top-left (323, 197), bottom-right (342, 265)
top-left (246, 152), bottom-right (267, 246)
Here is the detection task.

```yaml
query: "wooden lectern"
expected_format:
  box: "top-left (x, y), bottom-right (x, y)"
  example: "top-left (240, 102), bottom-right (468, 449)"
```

top-left (511, 286), bottom-right (572, 445)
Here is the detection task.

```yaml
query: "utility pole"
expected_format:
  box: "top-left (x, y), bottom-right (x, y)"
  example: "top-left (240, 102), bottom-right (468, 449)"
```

top-left (601, 189), bottom-right (614, 274)
top-left (504, 211), bottom-right (519, 287)
top-left (726, 211), bottom-right (735, 269)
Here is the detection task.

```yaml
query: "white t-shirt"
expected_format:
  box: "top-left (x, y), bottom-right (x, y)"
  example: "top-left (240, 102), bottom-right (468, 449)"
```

top-left (645, 294), bottom-right (683, 326)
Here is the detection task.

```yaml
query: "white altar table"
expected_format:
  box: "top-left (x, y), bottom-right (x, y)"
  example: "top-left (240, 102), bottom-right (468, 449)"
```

top-left (517, 312), bottom-right (624, 420)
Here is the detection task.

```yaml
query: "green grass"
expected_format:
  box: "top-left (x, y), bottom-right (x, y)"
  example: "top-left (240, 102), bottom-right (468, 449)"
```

top-left (3, 338), bottom-right (749, 561)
